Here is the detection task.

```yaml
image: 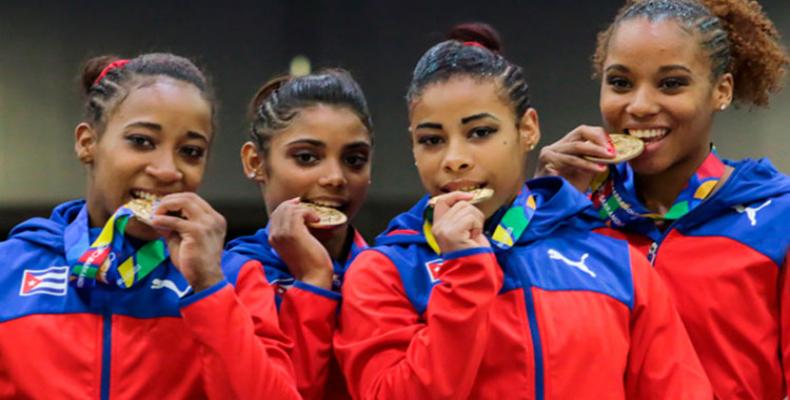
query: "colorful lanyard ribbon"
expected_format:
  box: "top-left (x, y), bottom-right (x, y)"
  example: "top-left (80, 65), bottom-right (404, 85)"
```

top-left (422, 186), bottom-right (538, 254)
top-left (590, 149), bottom-right (726, 228)
top-left (70, 206), bottom-right (167, 289)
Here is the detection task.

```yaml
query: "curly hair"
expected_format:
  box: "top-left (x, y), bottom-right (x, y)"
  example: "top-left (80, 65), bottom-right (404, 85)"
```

top-left (592, 0), bottom-right (789, 106)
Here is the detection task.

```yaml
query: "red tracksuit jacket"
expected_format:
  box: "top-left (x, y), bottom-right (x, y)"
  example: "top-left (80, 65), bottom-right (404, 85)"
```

top-left (223, 226), bottom-right (367, 399)
top-left (0, 200), bottom-right (300, 399)
top-left (335, 177), bottom-right (712, 399)
top-left (595, 158), bottom-right (790, 399)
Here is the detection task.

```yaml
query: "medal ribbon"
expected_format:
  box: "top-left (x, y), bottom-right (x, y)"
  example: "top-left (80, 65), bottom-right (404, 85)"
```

top-left (590, 149), bottom-right (726, 227)
top-left (422, 186), bottom-right (538, 254)
top-left (70, 205), bottom-right (167, 289)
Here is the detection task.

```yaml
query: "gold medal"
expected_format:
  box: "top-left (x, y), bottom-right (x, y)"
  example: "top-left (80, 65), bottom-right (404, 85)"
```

top-left (429, 187), bottom-right (495, 207)
top-left (126, 197), bottom-right (159, 226)
top-left (302, 203), bottom-right (348, 228)
top-left (585, 134), bottom-right (644, 164)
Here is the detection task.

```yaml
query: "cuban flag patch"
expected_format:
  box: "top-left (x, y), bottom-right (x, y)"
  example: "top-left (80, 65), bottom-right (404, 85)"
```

top-left (425, 259), bottom-right (443, 283)
top-left (19, 266), bottom-right (69, 296)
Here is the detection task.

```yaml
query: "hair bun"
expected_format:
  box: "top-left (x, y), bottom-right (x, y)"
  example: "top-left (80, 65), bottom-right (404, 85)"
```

top-left (446, 22), bottom-right (504, 54)
top-left (80, 55), bottom-right (121, 94)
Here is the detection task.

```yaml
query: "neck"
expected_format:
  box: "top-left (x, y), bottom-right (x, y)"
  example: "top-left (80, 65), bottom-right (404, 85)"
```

top-left (318, 225), bottom-right (352, 261)
top-left (634, 146), bottom-right (711, 214)
top-left (85, 186), bottom-right (109, 229)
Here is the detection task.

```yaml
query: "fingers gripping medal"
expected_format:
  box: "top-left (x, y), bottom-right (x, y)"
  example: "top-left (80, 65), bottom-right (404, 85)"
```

top-left (584, 134), bottom-right (645, 164)
top-left (70, 196), bottom-right (167, 289)
top-left (301, 203), bottom-right (348, 228)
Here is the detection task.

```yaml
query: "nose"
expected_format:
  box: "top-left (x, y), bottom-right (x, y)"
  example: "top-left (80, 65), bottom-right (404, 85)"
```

top-left (144, 152), bottom-right (183, 184)
top-left (625, 86), bottom-right (660, 118)
top-left (442, 139), bottom-right (473, 173)
top-left (318, 160), bottom-right (347, 188)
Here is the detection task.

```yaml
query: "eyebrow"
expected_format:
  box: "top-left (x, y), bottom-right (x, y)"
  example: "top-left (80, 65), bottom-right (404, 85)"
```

top-left (605, 64), bottom-right (693, 74)
top-left (125, 121), bottom-right (209, 143)
top-left (286, 138), bottom-right (325, 147)
top-left (415, 122), bottom-right (443, 130)
top-left (461, 113), bottom-right (499, 124)
top-left (658, 65), bottom-right (692, 74)
top-left (344, 141), bottom-right (372, 150)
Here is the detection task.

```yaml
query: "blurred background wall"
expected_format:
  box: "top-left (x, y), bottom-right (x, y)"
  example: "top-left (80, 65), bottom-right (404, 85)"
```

top-left (1, 0), bottom-right (788, 240)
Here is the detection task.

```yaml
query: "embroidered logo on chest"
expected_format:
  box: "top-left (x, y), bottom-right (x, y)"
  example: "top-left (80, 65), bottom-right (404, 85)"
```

top-left (150, 278), bottom-right (191, 298)
top-left (425, 259), bottom-right (443, 282)
top-left (733, 199), bottom-right (772, 227)
top-left (19, 266), bottom-right (69, 296)
top-left (547, 249), bottom-right (597, 278)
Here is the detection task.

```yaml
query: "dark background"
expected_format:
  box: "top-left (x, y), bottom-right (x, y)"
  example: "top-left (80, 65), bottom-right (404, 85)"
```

top-left (1, 0), bottom-right (788, 241)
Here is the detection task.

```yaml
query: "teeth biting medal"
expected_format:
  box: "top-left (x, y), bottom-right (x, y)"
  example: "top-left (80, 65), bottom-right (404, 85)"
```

top-left (429, 187), bottom-right (495, 207)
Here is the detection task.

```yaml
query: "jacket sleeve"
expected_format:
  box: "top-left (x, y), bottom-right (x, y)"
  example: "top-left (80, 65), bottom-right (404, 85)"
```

top-left (625, 246), bottom-right (713, 399)
top-left (179, 260), bottom-right (300, 400)
top-left (278, 280), bottom-right (341, 400)
top-left (781, 250), bottom-right (790, 398)
top-left (334, 247), bottom-right (503, 400)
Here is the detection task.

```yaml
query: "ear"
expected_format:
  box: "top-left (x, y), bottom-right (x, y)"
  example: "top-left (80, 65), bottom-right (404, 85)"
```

top-left (241, 141), bottom-right (267, 182)
top-left (518, 108), bottom-right (541, 153)
top-left (74, 122), bottom-right (97, 165)
top-left (713, 72), bottom-right (734, 111)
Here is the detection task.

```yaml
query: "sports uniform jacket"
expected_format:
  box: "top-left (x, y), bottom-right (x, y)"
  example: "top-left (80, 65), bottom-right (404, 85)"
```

top-left (597, 158), bottom-right (790, 399)
top-left (334, 177), bottom-right (712, 399)
top-left (224, 226), bottom-right (367, 399)
top-left (0, 200), bottom-right (299, 399)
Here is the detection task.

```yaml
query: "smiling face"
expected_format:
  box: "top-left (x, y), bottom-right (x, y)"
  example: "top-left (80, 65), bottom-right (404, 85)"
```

top-left (75, 77), bottom-right (213, 240)
top-left (600, 17), bottom-right (733, 176)
top-left (409, 76), bottom-right (539, 218)
top-left (246, 104), bottom-right (372, 229)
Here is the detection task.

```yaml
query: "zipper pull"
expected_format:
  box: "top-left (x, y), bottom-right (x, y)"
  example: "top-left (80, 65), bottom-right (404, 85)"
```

top-left (647, 242), bottom-right (658, 265)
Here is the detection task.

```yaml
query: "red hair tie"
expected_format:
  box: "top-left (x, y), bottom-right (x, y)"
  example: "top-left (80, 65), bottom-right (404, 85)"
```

top-left (463, 41), bottom-right (486, 49)
top-left (94, 59), bottom-right (130, 85)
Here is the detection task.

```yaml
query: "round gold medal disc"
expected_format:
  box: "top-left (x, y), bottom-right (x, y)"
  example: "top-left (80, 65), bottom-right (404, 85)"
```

top-left (126, 198), bottom-right (157, 226)
top-left (584, 134), bottom-right (645, 164)
top-left (429, 187), bottom-right (495, 207)
top-left (303, 203), bottom-right (348, 228)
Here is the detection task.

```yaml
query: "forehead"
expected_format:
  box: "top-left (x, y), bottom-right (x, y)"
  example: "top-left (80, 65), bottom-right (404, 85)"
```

top-left (271, 104), bottom-right (371, 145)
top-left (110, 78), bottom-right (213, 135)
top-left (411, 76), bottom-right (511, 122)
top-left (606, 18), bottom-right (709, 70)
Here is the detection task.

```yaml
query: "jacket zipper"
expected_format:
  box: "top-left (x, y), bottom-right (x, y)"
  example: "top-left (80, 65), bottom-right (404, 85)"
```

top-left (100, 300), bottom-right (112, 399)
top-left (514, 262), bottom-right (544, 399)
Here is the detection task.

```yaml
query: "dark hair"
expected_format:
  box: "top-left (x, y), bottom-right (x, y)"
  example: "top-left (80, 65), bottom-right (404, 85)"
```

top-left (80, 53), bottom-right (216, 133)
top-left (593, 0), bottom-right (789, 106)
top-left (406, 22), bottom-right (531, 121)
top-left (248, 69), bottom-right (373, 153)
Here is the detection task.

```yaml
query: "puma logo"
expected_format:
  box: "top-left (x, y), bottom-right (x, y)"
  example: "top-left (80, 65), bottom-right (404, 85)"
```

top-left (547, 249), bottom-right (597, 278)
top-left (151, 279), bottom-right (191, 298)
top-left (733, 199), bottom-right (772, 226)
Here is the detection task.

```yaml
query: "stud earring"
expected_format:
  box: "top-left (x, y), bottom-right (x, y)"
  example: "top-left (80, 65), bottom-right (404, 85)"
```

top-left (529, 143), bottom-right (537, 151)
top-left (720, 104), bottom-right (728, 111)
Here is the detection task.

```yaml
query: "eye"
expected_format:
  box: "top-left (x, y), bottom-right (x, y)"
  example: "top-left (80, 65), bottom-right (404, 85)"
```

top-left (179, 145), bottom-right (206, 161)
top-left (469, 126), bottom-right (497, 139)
top-left (659, 77), bottom-right (689, 91)
top-left (343, 153), bottom-right (369, 169)
top-left (606, 75), bottom-right (632, 91)
top-left (416, 135), bottom-right (444, 147)
top-left (126, 134), bottom-right (154, 149)
top-left (292, 151), bottom-right (320, 166)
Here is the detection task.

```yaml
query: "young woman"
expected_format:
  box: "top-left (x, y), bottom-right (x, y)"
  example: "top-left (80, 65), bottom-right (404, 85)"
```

top-left (334, 23), bottom-right (712, 399)
top-left (536, 1), bottom-right (790, 397)
top-left (0, 54), bottom-right (299, 399)
top-left (223, 69), bottom-right (373, 399)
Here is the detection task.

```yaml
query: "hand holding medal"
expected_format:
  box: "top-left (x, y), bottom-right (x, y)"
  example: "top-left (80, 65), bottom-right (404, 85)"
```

top-left (428, 190), bottom-right (491, 254)
top-left (149, 193), bottom-right (226, 292)
top-left (267, 198), bottom-right (337, 289)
